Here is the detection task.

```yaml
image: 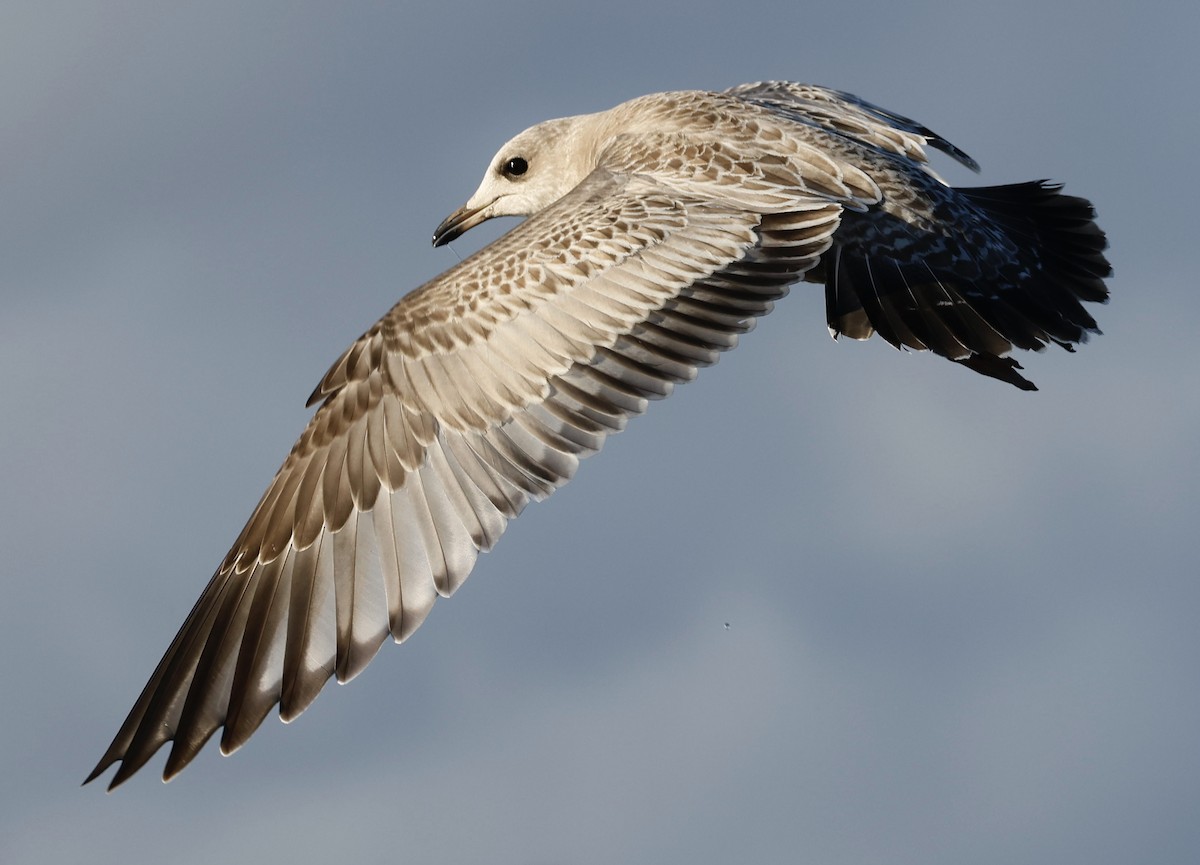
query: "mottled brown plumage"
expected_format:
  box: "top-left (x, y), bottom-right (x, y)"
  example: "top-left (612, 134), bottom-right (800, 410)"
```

top-left (87, 82), bottom-right (1109, 789)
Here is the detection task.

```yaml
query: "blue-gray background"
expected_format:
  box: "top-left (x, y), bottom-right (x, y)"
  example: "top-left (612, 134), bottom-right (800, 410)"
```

top-left (3, 2), bottom-right (1195, 863)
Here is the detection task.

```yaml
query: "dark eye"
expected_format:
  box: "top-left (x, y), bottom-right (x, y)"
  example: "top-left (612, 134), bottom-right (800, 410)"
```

top-left (502, 156), bottom-right (528, 177)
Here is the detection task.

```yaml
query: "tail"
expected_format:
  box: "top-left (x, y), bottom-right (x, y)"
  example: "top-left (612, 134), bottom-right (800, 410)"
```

top-left (822, 180), bottom-right (1111, 390)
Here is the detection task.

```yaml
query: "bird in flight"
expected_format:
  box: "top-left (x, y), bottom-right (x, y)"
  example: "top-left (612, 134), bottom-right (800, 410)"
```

top-left (87, 82), bottom-right (1110, 789)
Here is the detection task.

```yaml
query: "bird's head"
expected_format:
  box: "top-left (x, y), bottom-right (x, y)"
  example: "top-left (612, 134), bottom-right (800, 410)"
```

top-left (432, 114), bottom-right (599, 247)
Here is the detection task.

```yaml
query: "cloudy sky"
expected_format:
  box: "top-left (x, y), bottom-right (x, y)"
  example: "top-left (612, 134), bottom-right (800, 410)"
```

top-left (3, 2), bottom-right (1196, 863)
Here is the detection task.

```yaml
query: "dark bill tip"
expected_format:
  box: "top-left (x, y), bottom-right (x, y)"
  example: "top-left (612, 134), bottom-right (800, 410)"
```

top-left (432, 202), bottom-right (488, 248)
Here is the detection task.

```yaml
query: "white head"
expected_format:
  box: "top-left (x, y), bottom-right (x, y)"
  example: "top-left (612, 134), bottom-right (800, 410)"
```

top-left (432, 114), bottom-right (600, 246)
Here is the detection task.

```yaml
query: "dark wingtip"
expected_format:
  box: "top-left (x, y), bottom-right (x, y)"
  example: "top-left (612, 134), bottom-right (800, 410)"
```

top-left (106, 761), bottom-right (138, 792)
top-left (84, 749), bottom-right (126, 791)
top-left (81, 761), bottom-right (129, 793)
top-left (954, 355), bottom-right (1038, 391)
top-left (82, 766), bottom-right (104, 788)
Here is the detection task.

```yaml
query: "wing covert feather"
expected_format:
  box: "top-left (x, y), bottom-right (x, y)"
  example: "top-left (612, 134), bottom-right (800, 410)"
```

top-left (88, 165), bottom-right (844, 788)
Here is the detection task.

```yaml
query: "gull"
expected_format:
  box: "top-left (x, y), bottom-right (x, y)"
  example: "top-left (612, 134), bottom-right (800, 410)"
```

top-left (87, 82), bottom-right (1110, 789)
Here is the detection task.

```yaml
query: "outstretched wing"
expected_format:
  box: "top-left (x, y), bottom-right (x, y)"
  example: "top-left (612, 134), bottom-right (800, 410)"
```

top-left (88, 164), bottom-right (856, 789)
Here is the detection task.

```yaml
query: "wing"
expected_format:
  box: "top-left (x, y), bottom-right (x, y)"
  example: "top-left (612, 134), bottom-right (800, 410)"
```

top-left (726, 83), bottom-right (1110, 390)
top-left (725, 81), bottom-right (980, 174)
top-left (88, 166), bottom-right (856, 789)
top-left (817, 180), bottom-right (1111, 390)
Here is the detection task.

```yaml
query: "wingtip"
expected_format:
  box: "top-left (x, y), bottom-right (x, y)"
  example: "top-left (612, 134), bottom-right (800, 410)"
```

top-left (954, 354), bottom-right (1039, 391)
top-left (81, 766), bottom-right (104, 788)
top-left (84, 751), bottom-right (125, 791)
top-left (83, 760), bottom-right (134, 793)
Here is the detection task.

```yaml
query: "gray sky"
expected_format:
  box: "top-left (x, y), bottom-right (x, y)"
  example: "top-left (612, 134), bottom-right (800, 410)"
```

top-left (3, 2), bottom-right (1196, 863)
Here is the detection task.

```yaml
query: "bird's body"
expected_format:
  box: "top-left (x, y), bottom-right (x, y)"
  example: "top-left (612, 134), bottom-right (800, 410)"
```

top-left (87, 83), bottom-right (1110, 789)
